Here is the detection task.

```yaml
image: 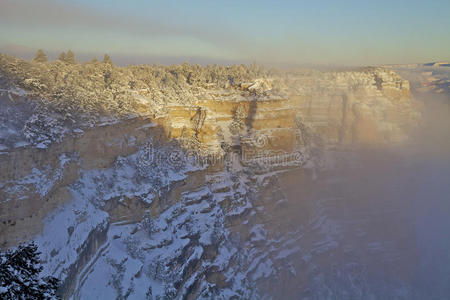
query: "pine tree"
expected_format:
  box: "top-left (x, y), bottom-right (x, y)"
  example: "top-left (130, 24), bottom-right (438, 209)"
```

top-left (103, 54), bottom-right (113, 65)
top-left (65, 50), bottom-right (76, 64)
top-left (57, 51), bottom-right (66, 62)
top-left (0, 242), bottom-right (60, 299)
top-left (33, 49), bottom-right (48, 63)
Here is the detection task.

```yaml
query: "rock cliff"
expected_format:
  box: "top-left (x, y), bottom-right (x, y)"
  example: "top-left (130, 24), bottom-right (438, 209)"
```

top-left (0, 54), bottom-right (422, 298)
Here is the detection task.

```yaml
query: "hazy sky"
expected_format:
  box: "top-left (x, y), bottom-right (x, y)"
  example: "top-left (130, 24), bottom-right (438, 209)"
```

top-left (0, 0), bottom-right (449, 66)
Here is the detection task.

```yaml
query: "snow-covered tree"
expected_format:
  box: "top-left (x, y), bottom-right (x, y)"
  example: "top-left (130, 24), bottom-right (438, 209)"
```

top-left (103, 54), bottom-right (113, 65)
top-left (0, 52), bottom-right (273, 119)
top-left (33, 49), bottom-right (48, 63)
top-left (65, 50), bottom-right (77, 65)
top-left (0, 242), bottom-right (60, 299)
top-left (57, 52), bottom-right (66, 62)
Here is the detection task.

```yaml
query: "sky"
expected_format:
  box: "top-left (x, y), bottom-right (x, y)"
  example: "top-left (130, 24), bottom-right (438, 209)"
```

top-left (0, 0), bottom-right (449, 66)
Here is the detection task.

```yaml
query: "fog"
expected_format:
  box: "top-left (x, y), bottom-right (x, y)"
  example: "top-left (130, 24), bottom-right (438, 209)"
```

top-left (265, 81), bottom-right (450, 298)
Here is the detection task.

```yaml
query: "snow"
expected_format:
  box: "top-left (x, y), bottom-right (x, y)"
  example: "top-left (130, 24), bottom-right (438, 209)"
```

top-left (36, 142), bottom-right (48, 149)
top-left (0, 122), bottom-right (338, 299)
top-left (27, 142), bottom-right (279, 298)
top-left (250, 259), bottom-right (273, 280)
top-left (14, 141), bottom-right (29, 148)
top-left (2, 160), bottom-right (68, 202)
top-left (275, 246), bottom-right (301, 260)
top-left (72, 128), bottom-right (84, 134)
top-left (137, 123), bottom-right (157, 129)
top-left (0, 84), bottom-right (334, 298)
top-left (32, 141), bottom-right (211, 295)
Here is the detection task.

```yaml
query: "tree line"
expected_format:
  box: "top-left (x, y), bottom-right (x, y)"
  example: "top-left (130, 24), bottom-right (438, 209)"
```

top-left (33, 49), bottom-right (113, 66)
top-left (0, 50), bottom-right (283, 121)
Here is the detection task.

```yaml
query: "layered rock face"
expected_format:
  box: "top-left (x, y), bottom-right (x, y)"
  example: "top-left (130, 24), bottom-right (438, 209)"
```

top-left (164, 97), bottom-right (296, 154)
top-left (289, 68), bottom-right (418, 146)
top-left (158, 68), bottom-right (420, 155)
top-left (0, 56), bottom-right (422, 299)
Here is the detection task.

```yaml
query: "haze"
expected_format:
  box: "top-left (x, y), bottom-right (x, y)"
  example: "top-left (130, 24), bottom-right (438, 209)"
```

top-left (1, 0), bottom-right (449, 66)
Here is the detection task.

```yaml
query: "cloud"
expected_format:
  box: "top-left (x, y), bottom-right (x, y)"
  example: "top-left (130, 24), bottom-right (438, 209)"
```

top-left (0, 0), bottom-right (247, 57)
top-left (1, 0), bottom-right (186, 36)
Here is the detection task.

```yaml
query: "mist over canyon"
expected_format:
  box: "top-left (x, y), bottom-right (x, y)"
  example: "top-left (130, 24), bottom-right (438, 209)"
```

top-left (0, 52), bottom-right (449, 299)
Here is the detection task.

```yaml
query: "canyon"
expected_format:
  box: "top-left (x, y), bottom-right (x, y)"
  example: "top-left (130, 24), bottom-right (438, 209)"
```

top-left (0, 55), bottom-right (436, 299)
